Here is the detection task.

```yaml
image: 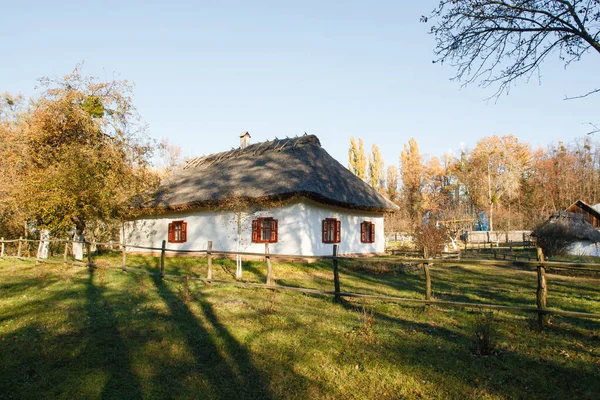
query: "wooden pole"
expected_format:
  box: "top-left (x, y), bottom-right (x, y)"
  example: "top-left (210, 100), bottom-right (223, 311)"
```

top-left (160, 240), bottom-right (166, 278)
top-left (424, 263), bottom-right (432, 302)
top-left (0, 237), bottom-right (4, 258)
top-left (36, 239), bottom-right (41, 265)
top-left (206, 241), bottom-right (213, 280)
top-left (87, 242), bottom-right (92, 268)
top-left (332, 244), bottom-right (340, 302)
top-left (17, 236), bottom-right (23, 257)
top-left (265, 243), bottom-right (273, 286)
top-left (17, 236), bottom-right (22, 258)
top-left (121, 232), bottom-right (127, 272)
top-left (63, 239), bottom-right (69, 267)
top-left (536, 247), bottom-right (547, 328)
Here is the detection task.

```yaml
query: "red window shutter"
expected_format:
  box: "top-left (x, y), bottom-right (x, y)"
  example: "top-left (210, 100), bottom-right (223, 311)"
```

top-left (335, 220), bottom-right (341, 243)
top-left (370, 223), bottom-right (375, 243)
top-left (252, 220), bottom-right (259, 242)
top-left (270, 220), bottom-right (278, 243)
top-left (322, 220), bottom-right (328, 243)
top-left (182, 222), bottom-right (187, 242)
top-left (168, 223), bottom-right (174, 243)
top-left (361, 222), bottom-right (366, 243)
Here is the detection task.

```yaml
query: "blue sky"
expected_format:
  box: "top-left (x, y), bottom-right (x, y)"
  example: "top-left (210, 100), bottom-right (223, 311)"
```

top-left (1, 0), bottom-right (598, 167)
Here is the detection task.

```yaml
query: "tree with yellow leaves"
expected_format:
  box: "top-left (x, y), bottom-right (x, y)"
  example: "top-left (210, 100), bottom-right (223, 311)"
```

top-left (13, 64), bottom-right (158, 237)
top-left (400, 138), bottom-right (425, 228)
top-left (368, 143), bottom-right (384, 191)
top-left (348, 137), bottom-right (367, 180)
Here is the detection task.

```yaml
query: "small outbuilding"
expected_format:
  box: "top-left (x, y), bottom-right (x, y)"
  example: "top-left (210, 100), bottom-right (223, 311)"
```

top-left (565, 200), bottom-right (600, 228)
top-left (123, 134), bottom-right (398, 256)
top-left (531, 211), bottom-right (600, 257)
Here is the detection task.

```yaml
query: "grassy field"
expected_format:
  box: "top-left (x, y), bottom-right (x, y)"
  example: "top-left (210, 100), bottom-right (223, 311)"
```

top-left (1, 254), bottom-right (600, 399)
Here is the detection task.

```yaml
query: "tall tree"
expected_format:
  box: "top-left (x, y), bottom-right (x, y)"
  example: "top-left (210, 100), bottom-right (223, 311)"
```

top-left (368, 143), bottom-right (384, 190)
top-left (457, 135), bottom-right (531, 231)
top-left (423, 1), bottom-right (600, 98)
top-left (156, 138), bottom-right (185, 177)
top-left (386, 165), bottom-right (399, 202)
top-left (20, 65), bottom-right (158, 236)
top-left (400, 138), bottom-right (425, 227)
top-left (348, 137), bottom-right (367, 179)
top-left (0, 94), bottom-right (28, 237)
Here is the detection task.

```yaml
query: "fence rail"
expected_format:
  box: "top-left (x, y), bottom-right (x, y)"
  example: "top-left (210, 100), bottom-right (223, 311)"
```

top-left (1, 237), bottom-right (599, 324)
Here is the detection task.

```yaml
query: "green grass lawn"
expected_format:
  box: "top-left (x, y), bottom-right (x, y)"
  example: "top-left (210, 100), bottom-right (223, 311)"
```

top-left (1, 254), bottom-right (600, 399)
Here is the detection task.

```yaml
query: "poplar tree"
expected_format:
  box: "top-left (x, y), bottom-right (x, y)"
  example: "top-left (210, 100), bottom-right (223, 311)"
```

top-left (368, 143), bottom-right (384, 191)
top-left (348, 137), bottom-right (367, 180)
top-left (400, 138), bottom-right (425, 227)
top-left (386, 165), bottom-right (399, 202)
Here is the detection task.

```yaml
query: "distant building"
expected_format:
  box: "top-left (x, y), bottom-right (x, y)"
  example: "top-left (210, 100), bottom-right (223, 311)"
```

top-left (532, 211), bottom-right (600, 257)
top-left (566, 200), bottom-right (600, 228)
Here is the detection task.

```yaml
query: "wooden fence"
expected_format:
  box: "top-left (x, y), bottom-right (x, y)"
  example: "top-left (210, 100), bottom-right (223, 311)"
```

top-left (1, 237), bottom-right (600, 326)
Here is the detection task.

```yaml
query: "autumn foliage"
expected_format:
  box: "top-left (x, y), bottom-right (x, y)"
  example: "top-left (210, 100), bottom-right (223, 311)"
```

top-left (349, 134), bottom-right (600, 234)
top-left (0, 65), bottom-right (159, 238)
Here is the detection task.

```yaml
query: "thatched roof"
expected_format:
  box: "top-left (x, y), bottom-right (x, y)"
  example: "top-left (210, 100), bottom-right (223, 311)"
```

top-left (146, 135), bottom-right (399, 213)
top-left (531, 212), bottom-right (600, 243)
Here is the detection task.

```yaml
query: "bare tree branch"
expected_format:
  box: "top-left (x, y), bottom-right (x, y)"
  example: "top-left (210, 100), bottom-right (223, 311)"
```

top-left (423, 1), bottom-right (600, 98)
top-left (564, 87), bottom-right (600, 99)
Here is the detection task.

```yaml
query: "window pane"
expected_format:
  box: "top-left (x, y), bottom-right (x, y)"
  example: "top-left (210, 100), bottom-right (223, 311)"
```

top-left (259, 219), bottom-right (272, 242)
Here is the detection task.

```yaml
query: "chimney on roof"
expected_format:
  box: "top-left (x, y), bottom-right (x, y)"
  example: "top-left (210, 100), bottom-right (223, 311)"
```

top-left (240, 132), bottom-right (251, 149)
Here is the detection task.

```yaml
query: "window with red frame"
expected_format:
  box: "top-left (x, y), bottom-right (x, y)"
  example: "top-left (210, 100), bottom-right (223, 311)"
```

top-left (168, 220), bottom-right (187, 243)
top-left (252, 218), bottom-right (278, 243)
top-left (361, 221), bottom-right (375, 243)
top-left (322, 218), bottom-right (341, 243)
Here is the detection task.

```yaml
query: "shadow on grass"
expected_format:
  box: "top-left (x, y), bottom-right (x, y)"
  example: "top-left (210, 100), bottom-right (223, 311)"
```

top-left (338, 297), bottom-right (600, 399)
top-left (84, 269), bottom-right (145, 399)
top-left (148, 268), bottom-right (275, 400)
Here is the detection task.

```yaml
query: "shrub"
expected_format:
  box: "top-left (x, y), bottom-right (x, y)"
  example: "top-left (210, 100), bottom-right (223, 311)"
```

top-left (413, 222), bottom-right (447, 258)
top-left (472, 312), bottom-right (497, 356)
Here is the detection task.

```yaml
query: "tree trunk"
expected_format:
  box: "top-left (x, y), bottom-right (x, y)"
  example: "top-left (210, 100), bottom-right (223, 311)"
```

top-left (489, 202), bottom-right (494, 232)
top-left (487, 162), bottom-right (494, 232)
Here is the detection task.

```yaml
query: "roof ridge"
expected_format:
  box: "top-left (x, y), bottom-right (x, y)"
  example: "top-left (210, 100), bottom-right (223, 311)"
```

top-left (183, 134), bottom-right (320, 170)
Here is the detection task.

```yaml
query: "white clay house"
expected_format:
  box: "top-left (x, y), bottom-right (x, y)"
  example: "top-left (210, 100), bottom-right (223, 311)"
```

top-left (123, 133), bottom-right (398, 256)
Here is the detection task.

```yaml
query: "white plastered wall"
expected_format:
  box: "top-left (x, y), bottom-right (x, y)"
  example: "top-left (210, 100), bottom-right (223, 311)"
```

top-left (568, 241), bottom-right (600, 257)
top-left (123, 199), bottom-right (385, 256)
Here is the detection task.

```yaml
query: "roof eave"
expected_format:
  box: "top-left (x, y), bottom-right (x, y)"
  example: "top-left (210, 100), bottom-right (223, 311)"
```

top-left (134, 192), bottom-right (397, 218)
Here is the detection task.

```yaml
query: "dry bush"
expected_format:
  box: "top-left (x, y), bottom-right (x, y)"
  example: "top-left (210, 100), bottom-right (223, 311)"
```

top-left (534, 233), bottom-right (574, 258)
top-left (260, 290), bottom-right (278, 316)
top-left (346, 307), bottom-right (377, 344)
top-left (177, 277), bottom-right (192, 303)
top-left (472, 312), bottom-right (497, 356)
top-left (413, 222), bottom-right (448, 258)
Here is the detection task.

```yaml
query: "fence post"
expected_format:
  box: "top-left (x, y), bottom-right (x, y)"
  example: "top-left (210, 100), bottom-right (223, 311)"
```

top-left (536, 247), bottom-right (547, 328)
top-left (332, 244), bottom-right (340, 302)
top-left (424, 262), bottom-right (432, 302)
top-left (206, 241), bottom-right (213, 280)
top-left (160, 240), bottom-right (166, 278)
top-left (87, 241), bottom-right (93, 268)
top-left (1, 237), bottom-right (4, 258)
top-left (17, 236), bottom-right (22, 258)
top-left (121, 236), bottom-right (127, 272)
top-left (36, 238), bottom-right (41, 265)
top-left (63, 239), bottom-right (69, 267)
top-left (265, 243), bottom-right (273, 286)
